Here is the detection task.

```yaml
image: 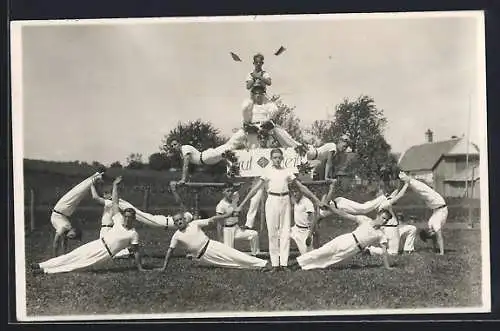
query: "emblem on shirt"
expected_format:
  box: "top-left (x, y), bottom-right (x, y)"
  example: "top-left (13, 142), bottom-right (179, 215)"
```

top-left (257, 156), bottom-right (269, 168)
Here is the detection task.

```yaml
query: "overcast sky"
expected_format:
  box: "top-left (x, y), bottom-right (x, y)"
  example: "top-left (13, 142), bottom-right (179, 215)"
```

top-left (17, 12), bottom-right (485, 165)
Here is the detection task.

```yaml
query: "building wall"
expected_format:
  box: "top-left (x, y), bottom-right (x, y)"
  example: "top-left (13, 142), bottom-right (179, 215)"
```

top-left (443, 180), bottom-right (480, 199)
top-left (433, 155), bottom-right (480, 197)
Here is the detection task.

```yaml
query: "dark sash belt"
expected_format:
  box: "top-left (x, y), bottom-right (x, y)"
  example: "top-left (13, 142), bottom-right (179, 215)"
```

top-left (434, 204), bottom-right (447, 211)
top-left (52, 209), bottom-right (69, 218)
top-left (352, 233), bottom-right (363, 251)
top-left (295, 224), bottom-right (309, 229)
top-left (101, 238), bottom-right (113, 257)
top-left (268, 191), bottom-right (289, 197)
top-left (224, 223), bottom-right (238, 228)
top-left (101, 224), bottom-right (113, 228)
top-left (197, 240), bottom-right (210, 259)
top-left (199, 152), bottom-right (206, 165)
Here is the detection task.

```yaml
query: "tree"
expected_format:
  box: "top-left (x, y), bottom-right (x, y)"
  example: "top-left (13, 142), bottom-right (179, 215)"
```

top-left (310, 95), bottom-right (397, 181)
top-left (109, 161), bottom-right (123, 168)
top-left (148, 152), bottom-right (171, 171)
top-left (126, 153), bottom-right (144, 169)
top-left (256, 95), bottom-right (304, 148)
top-left (91, 161), bottom-right (106, 170)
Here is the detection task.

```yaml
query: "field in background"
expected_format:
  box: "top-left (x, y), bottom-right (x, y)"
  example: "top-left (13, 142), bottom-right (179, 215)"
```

top-left (22, 159), bottom-right (481, 230)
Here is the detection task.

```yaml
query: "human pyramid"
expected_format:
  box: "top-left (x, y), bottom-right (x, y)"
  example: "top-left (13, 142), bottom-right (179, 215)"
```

top-left (32, 53), bottom-right (449, 275)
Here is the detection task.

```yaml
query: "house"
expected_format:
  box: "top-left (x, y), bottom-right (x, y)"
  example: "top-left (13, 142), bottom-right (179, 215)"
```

top-left (398, 129), bottom-right (480, 198)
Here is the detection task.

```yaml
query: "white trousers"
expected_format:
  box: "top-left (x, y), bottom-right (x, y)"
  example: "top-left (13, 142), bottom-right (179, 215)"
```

top-left (296, 233), bottom-right (360, 270)
top-left (429, 207), bottom-right (448, 232)
top-left (39, 239), bottom-right (110, 274)
top-left (265, 195), bottom-right (292, 267)
top-left (245, 186), bottom-right (265, 228)
top-left (367, 224), bottom-right (417, 255)
top-left (334, 196), bottom-right (382, 215)
top-left (290, 225), bottom-right (313, 255)
top-left (223, 225), bottom-right (260, 255)
top-left (53, 173), bottom-right (100, 216)
top-left (226, 126), bottom-right (301, 150)
top-left (99, 227), bottom-right (130, 257)
top-left (197, 240), bottom-right (267, 269)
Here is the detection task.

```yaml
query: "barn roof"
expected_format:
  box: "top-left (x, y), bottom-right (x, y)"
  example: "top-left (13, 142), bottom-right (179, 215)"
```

top-left (398, 139), bottom-right (460, 171)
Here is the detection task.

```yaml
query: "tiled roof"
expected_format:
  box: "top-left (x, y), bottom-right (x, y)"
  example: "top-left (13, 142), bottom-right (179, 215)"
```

top-left (398, 139), bottom-right (460, 171)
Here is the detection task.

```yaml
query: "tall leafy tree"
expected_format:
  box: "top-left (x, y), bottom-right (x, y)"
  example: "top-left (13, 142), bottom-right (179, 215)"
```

top-left (309, 95), bottom-right (397, 180)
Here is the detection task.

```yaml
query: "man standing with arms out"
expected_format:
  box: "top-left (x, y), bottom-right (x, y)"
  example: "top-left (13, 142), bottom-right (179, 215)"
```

top-left (235, 148), bottom-right (327, 271)
top-left (157, 212), bottom-right (271, 271)
top-left (290, 186), bottom-right (316, 255)
top-left (400, 172), bottom-right (448, 255)
top-left (32, 176), bottom-right (148, 274)
top-left (50, 170), bottom-right (105, 257)
top-left (290, 207), bottom-right (393, 271)
top-left (216, 184), bottom-right (260, 256)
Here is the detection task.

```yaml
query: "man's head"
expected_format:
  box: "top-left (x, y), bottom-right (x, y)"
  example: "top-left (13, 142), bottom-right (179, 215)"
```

top-left (375, 208), bottom-right (392, 226)
top-left (222, 183), bottom-right (236, 200)
top-left (291, 185), bottom-right (303, 202)
top-left (167, 140), bottom-right (182, 157)
top-left (270, 148), bottom-right (284, 167)
top-left (336, 134), bottom-right (349, 152)
top-left (251, 84), bottom-right (266, 104)
top-left (122, 208), bottom-right (137, 227)
top-left (253, 53), bottom-right (264, 70)
top-left (173, 212), bottom-right (189, 230)
top-left (66, 227), bottom-right (82, 241)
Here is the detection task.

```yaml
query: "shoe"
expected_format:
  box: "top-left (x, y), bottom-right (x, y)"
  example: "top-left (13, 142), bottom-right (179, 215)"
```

top-left (288, 259), bottom-right (302, 271)
top-left (32, 268), bottom-right (44, 275)
top-left (222, 150), bottom-right (238, 163)
top-left (270, 266), bottom-right (281, 273)
top-left (261, 262), bottom-right (273, 272)
top-left (226, 164), bottom-right (240, 178)
top-left (403, 250), bottom-right (414, 255)
top-left (30, 262), bottom-right (40, 270)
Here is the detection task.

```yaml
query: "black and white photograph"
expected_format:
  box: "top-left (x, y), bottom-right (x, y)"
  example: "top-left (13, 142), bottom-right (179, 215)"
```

top-left (11, 11), bottom-right (490, 321)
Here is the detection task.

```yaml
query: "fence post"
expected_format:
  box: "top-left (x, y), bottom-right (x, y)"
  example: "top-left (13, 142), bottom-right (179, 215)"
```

top-left (30, 188), bottom-right (35, 232)
top-left (142, 186), bottom-right (150, 212)
top-left (194, 189), bottom-right (200, 217)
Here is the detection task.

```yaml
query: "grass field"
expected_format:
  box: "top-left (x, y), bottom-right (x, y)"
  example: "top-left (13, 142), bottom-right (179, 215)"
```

top-left (22, 209), bottom-right (484, 317)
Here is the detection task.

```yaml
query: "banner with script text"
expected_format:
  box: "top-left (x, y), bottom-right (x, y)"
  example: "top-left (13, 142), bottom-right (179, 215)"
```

top-left (233, 148), bottom-right (306, 177)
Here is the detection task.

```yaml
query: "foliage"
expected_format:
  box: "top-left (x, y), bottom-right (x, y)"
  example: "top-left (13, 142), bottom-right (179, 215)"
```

top-left (126, 153), bottom-right (145, 170)
top-left (109, 161), bottom-right (123, 168)
top-left (148, 152), bottom-right (171, 171)
top-left (309, 95), bottom-right (397, 180)
top-left (268, 95), bottom-right (304, 145)
top-left (161, 119), bottom-right (227, 153)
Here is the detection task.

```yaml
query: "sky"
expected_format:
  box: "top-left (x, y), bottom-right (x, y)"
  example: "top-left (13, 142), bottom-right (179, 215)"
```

top-left (15, 12), bottom-right (485, 166)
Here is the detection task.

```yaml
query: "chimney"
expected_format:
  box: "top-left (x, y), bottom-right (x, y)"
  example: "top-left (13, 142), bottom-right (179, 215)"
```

top-left (425, 129), bottom-right (433, 143)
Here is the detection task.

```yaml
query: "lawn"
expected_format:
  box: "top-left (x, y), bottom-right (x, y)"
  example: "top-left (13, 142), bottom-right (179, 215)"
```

top-left (22, 209), bottom-right (484, 317)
